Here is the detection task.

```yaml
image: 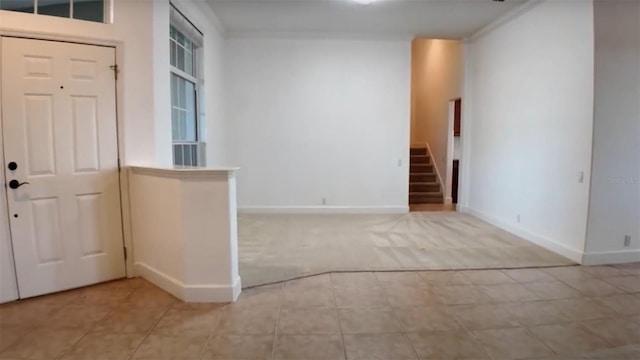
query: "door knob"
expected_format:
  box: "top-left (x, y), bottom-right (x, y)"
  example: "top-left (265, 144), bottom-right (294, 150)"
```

top-left (8, 180), bottom-right (29, 189)
top-left (7, 162), bottom-right (17, 171)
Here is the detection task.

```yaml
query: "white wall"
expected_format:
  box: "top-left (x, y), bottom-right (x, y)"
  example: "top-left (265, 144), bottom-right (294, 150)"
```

top-left (584, 0), bottom-right (640, 264)
top-left (463, 0), bottom-right (595, 262)
top-left (130, 167), bottom-right (241, 302)
top-left (225, 38), bottom-right (411, 212)
top-left (130, 174), bottom-right (185, 284)
top-left (153, 0), bottom-right (173, 167)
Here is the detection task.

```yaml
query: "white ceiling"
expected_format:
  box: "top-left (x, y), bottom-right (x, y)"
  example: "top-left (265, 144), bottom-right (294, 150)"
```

top-left (205, 0), bottom-right (527, 38)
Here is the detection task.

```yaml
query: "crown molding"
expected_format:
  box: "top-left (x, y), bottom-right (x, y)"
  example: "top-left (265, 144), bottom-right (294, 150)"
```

top-left (225, 30), bottom-right (414, 42)
top-left (172, 0), bottom-right (227, 37)
top-left (468, 0), bottom-right (542, 43)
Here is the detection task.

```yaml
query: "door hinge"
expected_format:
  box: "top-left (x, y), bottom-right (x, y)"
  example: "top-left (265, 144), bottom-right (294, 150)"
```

top-left (123, 246), bottom-right (127, 260)
top-left (109, 64), bottom-right (119, 80)
top-left (117, 158), bottom-right (121, 172)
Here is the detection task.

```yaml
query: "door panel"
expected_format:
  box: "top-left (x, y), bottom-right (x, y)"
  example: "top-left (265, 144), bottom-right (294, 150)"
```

top-left (1, 37), bottom-right (124, 298)
top-left (72, 96), bottom-right (101, 172)
top-left (25, 95), bottom-right (57, 176)
top-left (31, 197), bottom-right (64, 264)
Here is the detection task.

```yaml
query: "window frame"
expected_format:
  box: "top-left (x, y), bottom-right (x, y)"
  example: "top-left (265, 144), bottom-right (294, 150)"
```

top-left (0, 0), bottom-right (110, 23)
top-left (169, 22), bottom-right (204, 167)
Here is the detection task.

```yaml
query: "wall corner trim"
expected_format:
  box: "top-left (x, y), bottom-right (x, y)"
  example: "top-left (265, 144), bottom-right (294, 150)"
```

top-left (225, 31), bottom-right (414, 41)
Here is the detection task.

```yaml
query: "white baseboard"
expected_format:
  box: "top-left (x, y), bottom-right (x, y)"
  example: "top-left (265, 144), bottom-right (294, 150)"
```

top-left (135, 262), bottom-right (241, 302)
top-left (238, 206), bottom-right (409, 214)
top-left (582, 249), bottom-right (640, 266)
top-left (444, 197), bottom-right (453, 205)
top-left (459, 206), bottom-right (584, 264)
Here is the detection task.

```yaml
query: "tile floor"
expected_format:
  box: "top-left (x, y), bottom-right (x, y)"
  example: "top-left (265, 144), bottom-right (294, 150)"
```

top-left (0, 263), bottom-right (639, 360)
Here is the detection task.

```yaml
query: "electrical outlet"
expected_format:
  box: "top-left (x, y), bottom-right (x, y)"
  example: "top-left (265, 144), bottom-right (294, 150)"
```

top-left (322, 197), bottom-right (327, 206)
top-left (578, 171), bottom-right (584, 183)
top-left (516, 214), bottom-right (521, 223)
top-left (398, 159), bottom-right (402, 167)
top-left (624, 235), bottom-right (631, 247)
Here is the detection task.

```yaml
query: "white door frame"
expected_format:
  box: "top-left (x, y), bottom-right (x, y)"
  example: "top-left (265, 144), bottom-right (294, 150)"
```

top-left (0, 33), bottom-right (134, 294)
top-left (0, 43), bottom-right (19, 301)
top-left (444, 100), bottom-right (455, 205)
top-left (445, 98), bottom-right (464, 207)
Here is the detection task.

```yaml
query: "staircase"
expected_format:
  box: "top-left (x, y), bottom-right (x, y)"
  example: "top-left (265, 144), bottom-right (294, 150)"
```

top-left (409, 147), bottom-right (444, 204)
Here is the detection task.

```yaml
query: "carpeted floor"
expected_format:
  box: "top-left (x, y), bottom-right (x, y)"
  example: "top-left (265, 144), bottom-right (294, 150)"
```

top-left (238, 212), bottom-right (576, 288)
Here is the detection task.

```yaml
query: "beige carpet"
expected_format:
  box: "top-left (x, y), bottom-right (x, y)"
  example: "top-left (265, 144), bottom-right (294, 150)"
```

top-left (238, 212), bottom-right (576, 288)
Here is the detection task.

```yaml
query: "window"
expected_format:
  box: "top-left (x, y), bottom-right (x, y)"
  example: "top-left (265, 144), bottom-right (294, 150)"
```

top-left (170, 18), bottom-right (204, 167)
top-left (0, 0), bottom-right (106, 23)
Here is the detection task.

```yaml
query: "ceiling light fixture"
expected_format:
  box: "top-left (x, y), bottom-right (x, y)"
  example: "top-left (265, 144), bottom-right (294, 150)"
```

top-left (353, 0), bottom-right (375, 5)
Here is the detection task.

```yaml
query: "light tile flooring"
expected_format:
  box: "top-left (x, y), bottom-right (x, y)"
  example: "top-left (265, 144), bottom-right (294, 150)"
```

top-left (1, 264), bottom-right (639, 360)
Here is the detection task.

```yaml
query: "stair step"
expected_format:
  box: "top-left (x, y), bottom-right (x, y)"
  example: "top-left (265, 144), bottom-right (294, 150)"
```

top-left (410, 164), bottom-right (434, 173)
top-left (410, 155), bottom-right (430, 165)
top-left (409, 192), bottom-right (444, 204)
top-left (409, 197), bottom-right (443, 204)
top-left (409, 173), bottom-right (436, 182)
top-left (409, 191), bottom-right (443, 196)
top-left (409, 182), bottom-right (440, 193)
top-left (410, 147), bottom-right (427, 156)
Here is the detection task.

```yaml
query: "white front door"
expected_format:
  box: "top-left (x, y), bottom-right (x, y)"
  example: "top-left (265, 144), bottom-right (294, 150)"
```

top-left (1, 37), bottom-right (125, 298)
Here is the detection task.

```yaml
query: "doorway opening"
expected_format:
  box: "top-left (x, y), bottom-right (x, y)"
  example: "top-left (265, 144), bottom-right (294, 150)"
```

top-left (409, 38), bottom-right (463, 212)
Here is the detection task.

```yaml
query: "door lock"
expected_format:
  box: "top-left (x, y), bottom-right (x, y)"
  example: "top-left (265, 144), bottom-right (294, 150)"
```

top-left (7, 162), bottom-right (17, 171)
top-left (8, 180), bottom-right (29, 189)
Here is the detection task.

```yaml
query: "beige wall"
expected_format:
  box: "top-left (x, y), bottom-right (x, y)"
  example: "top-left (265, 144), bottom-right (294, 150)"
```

top-left (411, 39), bottom-right (462, 182)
